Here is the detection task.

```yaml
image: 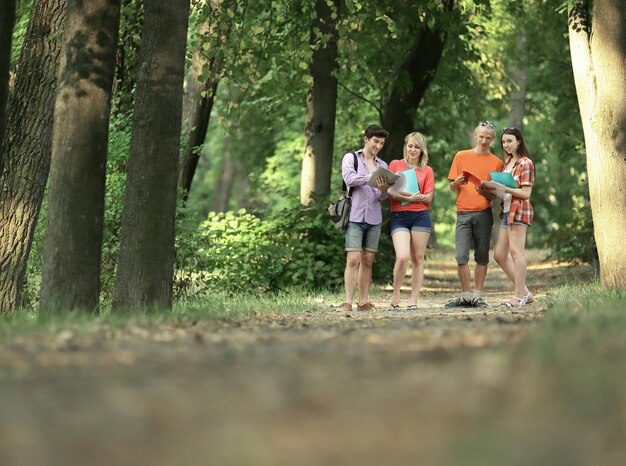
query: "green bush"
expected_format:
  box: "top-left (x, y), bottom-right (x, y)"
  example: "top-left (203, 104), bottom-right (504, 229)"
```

top-left (180, 202), bottom-right (346, 294)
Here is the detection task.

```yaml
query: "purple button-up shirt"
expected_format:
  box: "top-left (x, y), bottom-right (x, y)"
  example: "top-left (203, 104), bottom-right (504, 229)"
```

top-left (341, 150), bottom-right (389, 225)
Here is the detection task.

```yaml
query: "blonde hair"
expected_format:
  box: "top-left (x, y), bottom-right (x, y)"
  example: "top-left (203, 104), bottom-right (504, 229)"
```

top-left (403, 132), bottom-right (429, 169)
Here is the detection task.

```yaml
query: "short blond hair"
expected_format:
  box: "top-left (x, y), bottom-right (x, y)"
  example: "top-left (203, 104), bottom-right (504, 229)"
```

top-left (403, 132), bottom-right (429, 169)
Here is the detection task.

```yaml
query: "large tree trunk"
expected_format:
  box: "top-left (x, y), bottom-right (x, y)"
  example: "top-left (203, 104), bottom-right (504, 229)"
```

top-left (568, 0), bottom-right (626, 288)
top-left (112, 0), bottom-right (190, 311)
top-left (39, 0), bottom-right (121, 313)
top-left (300, 0), bottom-right (339, 205)
top-left (380, 0), bottom-right (454, 162)
top-left (0, 0), bottom-right (17, 154)
top-left (0, 0), bottom-right (66, 315)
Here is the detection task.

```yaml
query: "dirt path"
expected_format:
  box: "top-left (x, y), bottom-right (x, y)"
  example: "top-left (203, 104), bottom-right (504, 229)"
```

top-left (0, 251), bottom-right (592, 466)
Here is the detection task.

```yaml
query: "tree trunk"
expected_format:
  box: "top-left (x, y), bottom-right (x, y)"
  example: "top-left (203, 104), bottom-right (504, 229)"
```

top-left (300, 0), bottom-right (339, 205)
top-left (508, 31), bottom-right (528, 132)
top-left (0, 0), bottom-right (17, 155)
top-left (0, 0), bottom-right (66, 315)
top-left (211, 134), bottom-right (235, 212)
top-left (112, 0), bottom-right (190, 311)
top-left (178, 30), bottom-right (219, 201)
top-left (568, 0), bottom-right (626, 288)
top-left (39, 0), bottom-right (121, 313)
top-left (380, 0), bottom-right (454, 163)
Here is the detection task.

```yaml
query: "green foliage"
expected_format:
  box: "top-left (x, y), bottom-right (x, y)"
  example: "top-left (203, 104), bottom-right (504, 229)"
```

top-left (178, 203), bottom-right (345, 295)
top-left (10, 0), bottom-right (33, 66)
top-left (100, 109), bottom-right (133, 303)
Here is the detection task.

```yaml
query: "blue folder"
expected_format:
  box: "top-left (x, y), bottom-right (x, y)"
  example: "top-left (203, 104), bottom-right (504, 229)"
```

top-left (489, 171), bottom-right (517, 188)
top-left (400, 168), bottom-right (419, 206)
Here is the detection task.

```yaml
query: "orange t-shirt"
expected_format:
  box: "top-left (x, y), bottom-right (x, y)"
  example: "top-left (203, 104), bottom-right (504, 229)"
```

top-left (447, 149), bottom-right (504, 212)
top-left (388, 160), bottom-right (434, 212)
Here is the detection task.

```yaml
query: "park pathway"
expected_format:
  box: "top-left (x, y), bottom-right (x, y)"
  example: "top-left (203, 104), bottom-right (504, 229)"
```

top-left (0, 250), bottom-right (591, 466)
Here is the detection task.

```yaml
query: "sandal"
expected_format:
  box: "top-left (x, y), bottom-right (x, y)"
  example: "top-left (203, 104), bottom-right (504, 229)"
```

top-left (525, 292), bottom-right (534, 304)
top-left (503, 295), bottom-right (528, 308)
top-left (357, 302), bottom-right (376, 311)
top-left (406, 304), bottom-right (418, 310)
top-left (387, 304), bottom-right (401, 311)
top-left (339, 303), bottom-right (353, 313)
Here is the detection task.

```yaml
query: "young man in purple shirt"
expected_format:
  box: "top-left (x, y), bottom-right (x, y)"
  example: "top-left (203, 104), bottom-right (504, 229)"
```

top-left (339, 125), bottom-right (392, 313)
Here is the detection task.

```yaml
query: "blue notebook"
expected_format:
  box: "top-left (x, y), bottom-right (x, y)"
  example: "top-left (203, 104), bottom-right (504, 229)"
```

top-left (400, 168), bottom-right (419, 206)
top-left (489, 171), bottom-right (517, 188)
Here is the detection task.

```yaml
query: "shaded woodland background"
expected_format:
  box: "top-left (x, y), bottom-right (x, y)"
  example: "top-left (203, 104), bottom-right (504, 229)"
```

top-left (1, 0), bottom-right (624, 314)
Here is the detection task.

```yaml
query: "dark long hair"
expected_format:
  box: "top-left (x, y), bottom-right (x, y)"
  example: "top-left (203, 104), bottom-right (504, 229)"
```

top-left (501, 127), bottom-right (530, 158)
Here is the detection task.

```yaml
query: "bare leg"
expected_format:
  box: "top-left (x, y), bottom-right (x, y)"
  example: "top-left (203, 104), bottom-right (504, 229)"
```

top-left (474, 263), bottom-right (488, 292)
top-left (508, 225), bottom-right (528, 298)
top-left (409, 231), bottom-right (430, 305)
top-left (495, 225), bottom-right (530, 297)
top-left (357, 250), bottom-right (376, 305)
top-left (458, 263), bottom-right (472, 292)
top-left (343, 251), bottom-right (361, 304)
top-left (391, 231), bottom-right (411, 306)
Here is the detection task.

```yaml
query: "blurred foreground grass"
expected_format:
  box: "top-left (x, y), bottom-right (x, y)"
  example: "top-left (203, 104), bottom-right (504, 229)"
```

top-left (443, 284), bottom-right (626, 466)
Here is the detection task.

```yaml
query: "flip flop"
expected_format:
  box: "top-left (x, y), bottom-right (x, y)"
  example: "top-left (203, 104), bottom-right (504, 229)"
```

top-left (503, 295), bottom-right (527, 308)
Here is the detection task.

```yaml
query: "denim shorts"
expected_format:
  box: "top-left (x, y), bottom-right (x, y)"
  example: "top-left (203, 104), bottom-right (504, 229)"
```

top-left (500, 212), bottom-right (529, 229)
top-left (345, 222), bottom-right (382, 252)
top-left (390, 211), bottom-right (433, 234)
top-left (455, 208), bottom-right (493, 265)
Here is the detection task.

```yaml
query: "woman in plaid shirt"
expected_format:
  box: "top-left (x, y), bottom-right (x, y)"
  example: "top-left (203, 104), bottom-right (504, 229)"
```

top-left (493, 127), bottom-right (535, 307)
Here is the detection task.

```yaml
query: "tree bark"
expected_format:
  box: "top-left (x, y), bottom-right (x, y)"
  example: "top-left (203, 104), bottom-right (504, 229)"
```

top-left (0, 0), bottom-right (17, 155)
top-left (380, 0), bottom-right (454, 163)
top-left (568, 0), bottom-right (626, 288)
top-left (300, 0), bottom-right (339, 205)
top-left (112, 0), bottom-right (190, 311)
top-left (0, 0), bottom-right (66, 314)
top-left (40, 0), bottom-right (121, 313)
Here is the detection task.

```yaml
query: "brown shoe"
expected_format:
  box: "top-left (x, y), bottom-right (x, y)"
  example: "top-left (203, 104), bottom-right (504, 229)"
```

top-left (339, 303), bottom-right (353, 313)
top-left (357, 302), bottom-right (376, 311)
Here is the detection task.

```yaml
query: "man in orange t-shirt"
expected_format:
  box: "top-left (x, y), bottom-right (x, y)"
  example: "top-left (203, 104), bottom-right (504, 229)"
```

top-left (446, 121), bottom-right (504, 308)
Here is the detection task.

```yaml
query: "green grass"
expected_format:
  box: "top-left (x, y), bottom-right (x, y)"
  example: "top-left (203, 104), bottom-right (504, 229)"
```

top-left (0, 289), bottom-right (335, 339)
top-left (442, 283), bottom-right (626, 466)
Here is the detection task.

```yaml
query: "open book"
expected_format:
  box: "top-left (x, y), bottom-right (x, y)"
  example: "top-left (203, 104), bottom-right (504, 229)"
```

top-left (366, 166), bottom-right (400, 187)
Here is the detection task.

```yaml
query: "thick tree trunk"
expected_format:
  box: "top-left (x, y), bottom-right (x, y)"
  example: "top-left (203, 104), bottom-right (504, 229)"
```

top-left (569, 0), bottom-right (626, 288)
top-left (0, 0), bottom-right (66, 315)
top-left (380, 0), bottom-right (454, 163)
top-left (300, 0), bottom-right (339, 205)
top-left (112, 0), bottom-right (190, 311)
top-left (40, 0), bottom-right (121, 313)
top-left (211, 134), bottom-right (235, 213)
top-left (0, 0), bottom-right (17, 155)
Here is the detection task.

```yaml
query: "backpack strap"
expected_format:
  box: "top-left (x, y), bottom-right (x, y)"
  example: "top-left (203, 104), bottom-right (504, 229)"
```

top-left (342, 151), bottom-right (358, 195)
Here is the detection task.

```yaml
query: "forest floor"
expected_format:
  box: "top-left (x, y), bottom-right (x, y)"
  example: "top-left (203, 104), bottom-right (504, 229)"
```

top-left (2, 249), bottom-right (620, 466)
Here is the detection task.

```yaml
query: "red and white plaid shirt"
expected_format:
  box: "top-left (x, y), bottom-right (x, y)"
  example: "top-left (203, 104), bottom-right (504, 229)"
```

top-left (505, 155), bottom-right (534, 226)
